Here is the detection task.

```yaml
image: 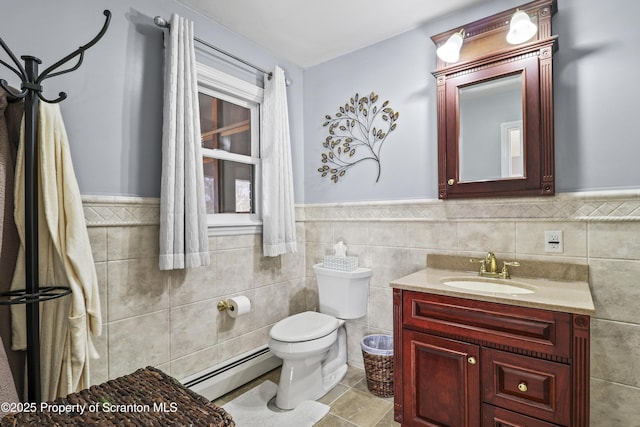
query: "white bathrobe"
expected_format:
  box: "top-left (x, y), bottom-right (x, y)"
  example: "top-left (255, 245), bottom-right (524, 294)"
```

top-left (11, 102), bottom-right (101, 401)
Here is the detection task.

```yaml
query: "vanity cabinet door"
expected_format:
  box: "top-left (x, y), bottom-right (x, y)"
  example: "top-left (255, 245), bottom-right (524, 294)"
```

top-left (482, 405), bottom-right (562, 427)
top-left (403, 330), bottom-right (480, 426)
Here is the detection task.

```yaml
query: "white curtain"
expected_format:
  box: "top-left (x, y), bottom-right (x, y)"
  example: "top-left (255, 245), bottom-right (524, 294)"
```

top-left (261, 66), bottom-right (297, 257)
top-left (159, 14), bottom-right (210, 270)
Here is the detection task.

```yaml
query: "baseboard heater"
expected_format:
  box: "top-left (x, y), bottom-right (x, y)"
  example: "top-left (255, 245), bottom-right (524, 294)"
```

top-left (181, 345), bottom-right (281, 401)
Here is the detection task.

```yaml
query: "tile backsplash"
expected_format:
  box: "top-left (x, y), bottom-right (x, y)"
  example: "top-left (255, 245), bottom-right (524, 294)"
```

top-left (84, 190), bottom-right (640, 425)
top-left (85, 196), bottom-right (306, 384)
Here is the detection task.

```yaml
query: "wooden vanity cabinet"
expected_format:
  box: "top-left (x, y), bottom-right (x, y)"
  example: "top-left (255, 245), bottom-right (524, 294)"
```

top-left (393, 289), bottom-right (590, 427)
top-left (402, 331), bottom-right (481, 426)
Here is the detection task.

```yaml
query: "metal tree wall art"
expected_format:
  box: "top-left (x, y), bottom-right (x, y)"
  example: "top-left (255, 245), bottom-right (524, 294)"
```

top-left (318, 91), bottom-right (399, 183)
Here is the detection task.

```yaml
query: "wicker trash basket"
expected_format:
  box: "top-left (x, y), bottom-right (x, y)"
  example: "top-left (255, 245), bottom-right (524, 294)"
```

top-left (361, 334), bottom-right (394, 398)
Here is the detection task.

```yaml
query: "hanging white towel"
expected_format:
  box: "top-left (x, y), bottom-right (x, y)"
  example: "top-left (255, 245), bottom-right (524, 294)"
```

top-left (261, 66), bottom-right (297, 257)
top-left (11, 102), bottom-right (101, 401)
top-left (159, 13), bottom-right (210, 270)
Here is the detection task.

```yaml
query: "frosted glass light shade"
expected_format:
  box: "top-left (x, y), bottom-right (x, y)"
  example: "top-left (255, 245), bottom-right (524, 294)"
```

top-left (506, 10), bottom-right (537, 44)
top-left (436, 30), bottom-right (464, 63)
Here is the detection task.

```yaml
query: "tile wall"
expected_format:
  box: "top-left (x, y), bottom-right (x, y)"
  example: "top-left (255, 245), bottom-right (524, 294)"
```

top-left (84, 191), bottom-right (640, 425)
top-left (303, 191), bottom-right (640, 426)
top-left (84, 197), bottom-right (307, 385)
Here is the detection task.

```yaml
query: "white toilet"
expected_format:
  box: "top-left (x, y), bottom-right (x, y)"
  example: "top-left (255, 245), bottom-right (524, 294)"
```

top-left (268, 263), bottom-right (372, 409)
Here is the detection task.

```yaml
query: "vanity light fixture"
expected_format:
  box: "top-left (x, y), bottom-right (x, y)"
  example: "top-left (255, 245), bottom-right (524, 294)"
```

top-left (506, 9), bottom-right (538, 44)
top-left (436, 10), bottom-right (537, 63)
top-left (436, 29), bottom-right (465, 63)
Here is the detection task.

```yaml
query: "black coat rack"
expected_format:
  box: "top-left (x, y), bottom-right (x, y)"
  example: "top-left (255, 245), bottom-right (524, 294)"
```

top-left (0, 10), bottom-right (111, 403)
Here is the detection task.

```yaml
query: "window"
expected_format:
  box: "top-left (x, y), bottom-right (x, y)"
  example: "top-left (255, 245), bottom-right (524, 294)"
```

top-left (197, 64), bottom-right (263, 233)
top-left (500, 120), bottom-right (524, 178)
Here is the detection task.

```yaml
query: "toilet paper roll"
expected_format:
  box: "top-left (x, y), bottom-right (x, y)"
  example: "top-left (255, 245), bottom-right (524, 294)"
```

top-left (227, 296), bottom-right (251, 318)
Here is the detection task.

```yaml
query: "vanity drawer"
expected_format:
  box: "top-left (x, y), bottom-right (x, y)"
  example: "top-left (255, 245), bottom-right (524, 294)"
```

top-left (481, 348), bottom-right (570, 425)
top-left (403, 291), bottom-right (571, 358)
top-left (482, 404), bottom-right (562, 427)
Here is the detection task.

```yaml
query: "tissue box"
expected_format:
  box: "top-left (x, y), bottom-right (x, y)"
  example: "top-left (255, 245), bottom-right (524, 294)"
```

top-left (323, 255), bottom-right (358, 271)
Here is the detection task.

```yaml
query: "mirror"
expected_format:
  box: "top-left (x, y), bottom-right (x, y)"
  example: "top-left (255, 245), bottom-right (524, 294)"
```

top-left (459, 74), bottom-right (523, 182)
top-left (432, 0), bottom-right (557, 199)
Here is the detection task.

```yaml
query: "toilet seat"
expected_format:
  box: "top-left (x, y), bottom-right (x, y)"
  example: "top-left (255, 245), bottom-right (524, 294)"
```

top-left (270, 311), bottom-right (339, 342)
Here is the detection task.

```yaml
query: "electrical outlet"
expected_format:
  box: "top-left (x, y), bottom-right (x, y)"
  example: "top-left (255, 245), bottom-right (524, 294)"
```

top-left (544, 230), bottom-right (563, 253)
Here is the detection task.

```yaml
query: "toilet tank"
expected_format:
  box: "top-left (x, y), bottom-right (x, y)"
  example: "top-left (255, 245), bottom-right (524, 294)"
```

top-left (312, 263), bottom-right (372, 319)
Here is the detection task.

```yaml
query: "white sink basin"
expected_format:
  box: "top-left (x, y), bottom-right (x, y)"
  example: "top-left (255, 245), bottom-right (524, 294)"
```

top-left (441, 277), bottom-right (535, 295)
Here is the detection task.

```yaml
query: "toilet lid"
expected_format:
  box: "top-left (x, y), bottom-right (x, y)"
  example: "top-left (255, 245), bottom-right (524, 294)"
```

top-left (270, 311), bottom-right (340, 342)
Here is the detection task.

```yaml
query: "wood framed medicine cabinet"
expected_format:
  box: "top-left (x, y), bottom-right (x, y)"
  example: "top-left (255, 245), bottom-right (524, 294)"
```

top-left (432, 0), bottom-right (557, 199)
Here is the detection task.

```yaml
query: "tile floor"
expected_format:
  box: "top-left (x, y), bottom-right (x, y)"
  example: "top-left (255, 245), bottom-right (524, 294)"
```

top-left (213, 365), bottom-right (400, 427)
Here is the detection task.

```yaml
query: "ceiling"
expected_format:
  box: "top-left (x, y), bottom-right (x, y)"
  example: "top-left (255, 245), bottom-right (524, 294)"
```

top-left (179, 0), bottom-right (489, 68)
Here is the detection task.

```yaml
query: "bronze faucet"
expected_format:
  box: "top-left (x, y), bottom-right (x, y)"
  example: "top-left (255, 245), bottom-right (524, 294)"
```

top-left (470, 252), bottom-right (520, 279)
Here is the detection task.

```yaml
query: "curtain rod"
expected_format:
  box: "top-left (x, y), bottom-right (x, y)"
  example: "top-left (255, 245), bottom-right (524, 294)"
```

top-left (154, 16), bottom-right (290, 85)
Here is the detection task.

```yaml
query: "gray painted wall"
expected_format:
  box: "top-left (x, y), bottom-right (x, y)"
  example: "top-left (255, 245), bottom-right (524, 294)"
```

top-left (4, 0), bottom-right (639, 205)
top-left (1, 0), bottom-right (305, 202)
top-left (303, 0), bottom-right (640, 203)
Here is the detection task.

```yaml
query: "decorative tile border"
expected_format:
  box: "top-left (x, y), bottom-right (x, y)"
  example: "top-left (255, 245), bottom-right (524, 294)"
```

top-left (302, 190), bottom-right (640, 222)
top-left (82, 190), bottom-right (640, 227)
top-left (82, 196), bottom-right (160, 227)
top-left (82, 196), bottom-right (307, 227)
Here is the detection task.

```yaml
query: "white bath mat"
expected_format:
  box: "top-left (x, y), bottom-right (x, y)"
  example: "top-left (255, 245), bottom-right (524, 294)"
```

top-left (222, 380), bottom-right (329, 427)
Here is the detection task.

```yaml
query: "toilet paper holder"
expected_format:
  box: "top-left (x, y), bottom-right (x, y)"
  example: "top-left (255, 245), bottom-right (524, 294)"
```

top-left (217, 296), bottom-right (251, 318)
top-left (217, 300), bottom-right (234, 312)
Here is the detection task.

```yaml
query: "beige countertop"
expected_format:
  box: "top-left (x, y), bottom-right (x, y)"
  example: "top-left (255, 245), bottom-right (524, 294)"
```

top-left (390, 267), bottom-right (595, 315)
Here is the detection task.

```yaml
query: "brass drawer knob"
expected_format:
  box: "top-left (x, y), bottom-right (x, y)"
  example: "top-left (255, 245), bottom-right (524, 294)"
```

top-left (518, 382), bottom-right (528, 392)
top-left (448, 178), bottom-right (456, 185)
top-left (467, 356), bottom-right (477, 365)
